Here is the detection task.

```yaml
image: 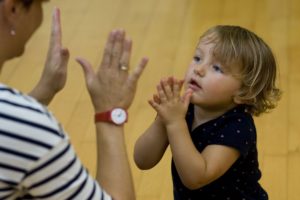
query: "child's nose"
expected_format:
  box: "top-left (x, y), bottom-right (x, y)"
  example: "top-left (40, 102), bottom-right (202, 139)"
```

top-left (193, 65), bottom-right (205, 77)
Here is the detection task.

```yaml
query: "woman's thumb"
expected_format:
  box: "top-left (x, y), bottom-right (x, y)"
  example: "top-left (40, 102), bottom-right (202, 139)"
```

top-left (75, 57), bottom-right (93, 79)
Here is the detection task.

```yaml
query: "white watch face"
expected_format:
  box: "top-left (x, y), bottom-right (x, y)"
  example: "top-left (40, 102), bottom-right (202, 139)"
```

top-left (111, 108), bottom-right (127, 125)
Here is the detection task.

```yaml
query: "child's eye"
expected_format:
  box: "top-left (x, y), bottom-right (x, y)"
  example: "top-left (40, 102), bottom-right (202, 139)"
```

top-left (213, 65), bottom-right (224, 73)
top-left (193, 56), bottom-right (201, 62)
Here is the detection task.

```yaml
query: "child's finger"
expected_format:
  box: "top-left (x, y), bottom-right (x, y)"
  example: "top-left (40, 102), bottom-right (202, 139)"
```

top-left (153, 94), bottom-right (161, 104)
top-left (157, 84), bottom-right (167, 103)
top-left (161, 78), bottom-right (173, 100)
top-left (182, 88), bottom-right (193, 107)
top-left (167, 76), bottom-right (174, 91)
top-left (173, 79), bottom-right (182, 98)
top-left (148, 99), bottom-right (160, 111)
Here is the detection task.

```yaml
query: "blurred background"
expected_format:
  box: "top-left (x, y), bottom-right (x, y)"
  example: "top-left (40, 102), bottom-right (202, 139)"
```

top-left (1, 0), bottom-right (299, 199)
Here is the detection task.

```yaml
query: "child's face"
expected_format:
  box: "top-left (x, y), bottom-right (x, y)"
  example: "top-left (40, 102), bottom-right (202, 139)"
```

top-left (184, 39), bottom-right (242, 110)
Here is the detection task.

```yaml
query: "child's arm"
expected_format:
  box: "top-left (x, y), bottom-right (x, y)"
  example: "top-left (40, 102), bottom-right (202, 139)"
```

top-left (166, 121), bottom-right (240, 189)
top-left (152, 77), bottom-right (240, 189)
top-left (134, 115), bottom-right (169, 170)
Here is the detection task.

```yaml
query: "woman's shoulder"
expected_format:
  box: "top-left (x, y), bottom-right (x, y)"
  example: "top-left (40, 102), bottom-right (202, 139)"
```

top-left (0, 83), bottom-right (67, 141)
top-left (0, 83), bottom-right (46, 112)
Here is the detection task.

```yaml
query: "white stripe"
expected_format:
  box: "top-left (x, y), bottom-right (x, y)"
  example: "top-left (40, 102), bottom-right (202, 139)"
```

top-left (0, 118), bottom-right (63, 151)
top-left (0, 135), bottom-right (49, 159)
top-left (0, 84), bottom-right (46, 112)
top-left (103, 190), bottom-right (113, 200)
top-left (0, 97), bottom-right (44, 113)
top-left (0, 86), bottom-right (63, 137)
top-left (28, 157), bottom-right (82, 198)
top-left (22, 140), bottom-right (74, 187)
top-left (0, 151), bottom-right (33, 171)
top-left (72, 174), bottom-right (94, 199)
top-left (0, 85), bottom-right (112, 199)
top-left (0, 111), bottom-right (62, 137)
top-left (55, 168), bottom-right (89, 200)
top-left (0, 167), bottom-right (23, 183)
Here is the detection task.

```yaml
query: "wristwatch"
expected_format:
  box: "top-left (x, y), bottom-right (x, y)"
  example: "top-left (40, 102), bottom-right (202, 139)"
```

top-left (94, 108), bottom-right (128, 125)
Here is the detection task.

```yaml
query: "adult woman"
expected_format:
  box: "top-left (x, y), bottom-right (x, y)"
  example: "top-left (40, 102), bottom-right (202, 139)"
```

top-left (0, 0), bottom-right (148, 199)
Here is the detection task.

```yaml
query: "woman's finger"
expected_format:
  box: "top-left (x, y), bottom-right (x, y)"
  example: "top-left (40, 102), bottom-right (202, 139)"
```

top-left (76, 57), bottom-right (94, 84)
top-left (128, 57), bottom-right (148, 84)
top-left (100, 30), bottom-right (116, 69)
top-left (60, 47), bottom-right (70, 64)
top-left (110, 29), bottom-right (125, 70)
top-left (49, 7), bottom-right (62, 51)
top-left (119, 38), bottom-right (132, 73)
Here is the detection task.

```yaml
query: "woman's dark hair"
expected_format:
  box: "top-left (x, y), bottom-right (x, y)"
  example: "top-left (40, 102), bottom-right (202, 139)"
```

top-left (20, 0), bottom-right (34, 7)
top-left (0, 0), bottom-right (34, 8)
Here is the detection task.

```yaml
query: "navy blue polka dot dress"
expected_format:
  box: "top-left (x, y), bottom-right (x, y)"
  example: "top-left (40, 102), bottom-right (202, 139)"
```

top-left (172, 104), bottom-right (268, 200)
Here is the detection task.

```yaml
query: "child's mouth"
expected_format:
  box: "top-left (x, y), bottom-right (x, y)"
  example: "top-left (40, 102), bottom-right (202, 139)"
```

top-left (188, 79), bottom-right (202, 90)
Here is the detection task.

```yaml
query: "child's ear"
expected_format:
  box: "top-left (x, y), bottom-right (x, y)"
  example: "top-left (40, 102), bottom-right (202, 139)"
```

top-left (233, 94), bottom-right (243, 105)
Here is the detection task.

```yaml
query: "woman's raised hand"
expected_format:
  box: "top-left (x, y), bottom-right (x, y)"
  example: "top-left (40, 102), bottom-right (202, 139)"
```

top-left (76, 29), bottom-right (148, 113)
top-left (30, 7), bottom-right (69, 105)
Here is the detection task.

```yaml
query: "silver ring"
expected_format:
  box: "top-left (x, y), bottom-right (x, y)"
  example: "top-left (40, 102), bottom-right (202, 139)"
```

top-left (120, 65), bottom-right (128, 71)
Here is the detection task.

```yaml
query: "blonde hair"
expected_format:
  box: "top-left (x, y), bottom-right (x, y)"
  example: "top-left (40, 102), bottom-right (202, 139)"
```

top-left (200, 25), bottom-right (281, 116)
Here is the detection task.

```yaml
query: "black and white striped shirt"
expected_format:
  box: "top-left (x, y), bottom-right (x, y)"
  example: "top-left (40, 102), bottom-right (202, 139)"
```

top-left (0, 84), bottom-right (112, 200)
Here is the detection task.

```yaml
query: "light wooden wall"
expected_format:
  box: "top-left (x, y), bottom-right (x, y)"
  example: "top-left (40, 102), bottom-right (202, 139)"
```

top-left (1, 0), bottom-right (299, 199)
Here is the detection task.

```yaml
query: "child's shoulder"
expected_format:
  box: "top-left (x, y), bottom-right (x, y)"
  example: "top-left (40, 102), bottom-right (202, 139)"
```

top-left (220, 105), bottom-right (254, 127)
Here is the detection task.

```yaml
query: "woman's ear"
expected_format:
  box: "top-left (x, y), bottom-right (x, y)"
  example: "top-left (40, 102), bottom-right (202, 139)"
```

top-left (3, 0), bottom-right (25, 21)
top-left (2, 0), bottom-right (23, 35)
top-left (2, 0), bottom-right (18, 17)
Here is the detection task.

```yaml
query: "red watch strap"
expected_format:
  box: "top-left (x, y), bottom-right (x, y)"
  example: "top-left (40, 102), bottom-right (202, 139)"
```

top-left (94, 111), bottom-right (111, 123)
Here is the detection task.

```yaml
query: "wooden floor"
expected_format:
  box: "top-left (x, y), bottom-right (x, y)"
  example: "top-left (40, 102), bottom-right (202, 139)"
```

top-left (1, 0), bottom-right (299, 199)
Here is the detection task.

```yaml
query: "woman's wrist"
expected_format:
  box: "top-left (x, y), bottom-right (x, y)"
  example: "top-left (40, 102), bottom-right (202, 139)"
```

top-left (94, 108), bottom-right (128, 126)
top-left (29, 83), bottom-right (55, 105)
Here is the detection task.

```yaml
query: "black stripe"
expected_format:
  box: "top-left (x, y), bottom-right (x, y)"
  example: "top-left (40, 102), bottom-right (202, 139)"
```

top-left (0, 193), bottom-right (14, 200)
top-left (101, 189), bottom-right (104, 200)
top-left (33, 166), bottom-right (84, 198)
top-left (0, 99), bottom-right (43, 114)
top-left (0, 113), bottom-right (62, 137)
top-left (66, 174), bottom-right (88, 200)
top-left (0, 129), bottom-right (52, 149)
top-left (0, 146), bottom-right (39, 161)
top-left (86, 181), bottom-right (96, 200)
top-left (28, 156), bottom-right (77, 189)
top-left (25, 143), bottom-right (71, 177)
top-left (0, 186), bottom-right (13, 192)
top-left (0, 178), bottom-right (18, 186)
top-left (0, 87), bottom-right (17, 95)
top-left (16, 194), bottom-right (34, 199)
top-left (0, 162), bottom-right (26, 173)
